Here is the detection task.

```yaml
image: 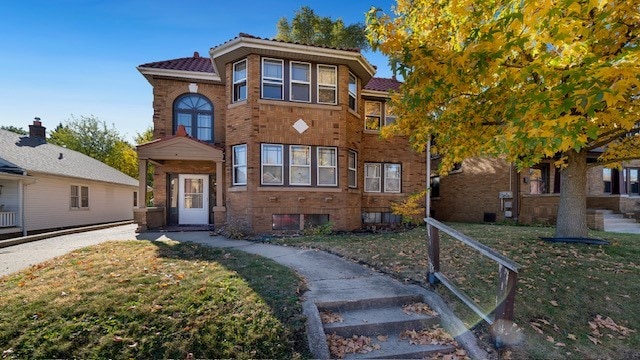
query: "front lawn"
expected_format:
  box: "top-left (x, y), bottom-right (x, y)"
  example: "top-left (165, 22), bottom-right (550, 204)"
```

top-left (271, 224), bottom-right (639, 359)
top-left (0, 240), bottom-right (308, 359)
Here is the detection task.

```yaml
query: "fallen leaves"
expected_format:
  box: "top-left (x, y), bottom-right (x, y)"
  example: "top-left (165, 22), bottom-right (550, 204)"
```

top-left (400, 327), bottom-right (457, 346)
top-left (425, 349), bottom-right (470, 360)
top-left (320, 311), bottom-right (343, 324)
top-left (326, 334), bottom-right (380, 358)
top-left (402, 302), bottom-right (438, 317)
top-left (589, 314), bottom-right (636, 340)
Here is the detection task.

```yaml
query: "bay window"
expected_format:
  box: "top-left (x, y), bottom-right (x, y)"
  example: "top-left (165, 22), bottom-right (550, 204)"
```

top-left (290, 62), bottom-right (311, 102)
top-left (317, 64), bottom-right (337, 104)
top-left (233, 59), bottom-right (247, 102)
top-left (262, 58), bottom-right (284, 100)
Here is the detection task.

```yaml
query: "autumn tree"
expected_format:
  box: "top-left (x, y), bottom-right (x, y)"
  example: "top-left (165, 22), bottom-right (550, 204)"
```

top-left (49, 115), bottom-right (139, 178)
top-left (276, 6), bottom-right (370, 50)
top-left (367, 0), bottom-right (640, 238)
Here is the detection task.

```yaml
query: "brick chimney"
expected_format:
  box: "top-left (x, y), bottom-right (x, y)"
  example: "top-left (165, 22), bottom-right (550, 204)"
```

top-left (29, 117), bottom-right (46, 141)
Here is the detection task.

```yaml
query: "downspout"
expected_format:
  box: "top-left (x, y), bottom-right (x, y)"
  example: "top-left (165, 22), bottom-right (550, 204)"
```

top-left (19, 179), bottom-right (26, 236)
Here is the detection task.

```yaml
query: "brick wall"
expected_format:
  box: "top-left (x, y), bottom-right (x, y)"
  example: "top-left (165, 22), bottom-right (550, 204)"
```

top-left (149, 77), bottom-right (226, 144)
top-left (432, 157), bottom-right (513, 223)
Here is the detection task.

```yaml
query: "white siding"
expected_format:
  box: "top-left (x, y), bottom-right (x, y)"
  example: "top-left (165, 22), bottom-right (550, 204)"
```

top-left (24, 173), bottom-right (136, 232)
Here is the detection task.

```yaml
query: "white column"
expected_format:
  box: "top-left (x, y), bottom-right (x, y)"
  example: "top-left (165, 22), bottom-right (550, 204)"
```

top-left (216, 161), bottom-right (223, 208)
top-left (138, 160), bottom-right (148, 209)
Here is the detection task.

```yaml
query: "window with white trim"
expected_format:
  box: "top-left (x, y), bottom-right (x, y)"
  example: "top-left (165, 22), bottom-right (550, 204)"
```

top-left (365, 163), bottom-right (402, 193)
top-left (233, 59), bottom-right (247, 102)
top-left (348, 72), bottom-right (357, 110)
top-left (365, 101), bottom-right (382, 131)
top-left (364, 163), bottom-right (381, 192)
top-left (317, 147), bottom-right (337, 186)
top-left (385, 103), bottom-right (396, 126)
top-left (317, 64), bottom-right (337, 104)
top-left (290, 62), bottom-right (311, 102)
top-left (70, 185), bottom-right (89, 209)
top-left (348, 150), bottom-right (357, 188)
top-left (262, 58), bottom-right (283, 100)
top-left (233, 144), bottom-right (247, 185)
top-left (290, 145), bottom-right (311, 185)
top-left (384, 164), bottom-right (401, 193)
top-left (261, 144), bottom-right (283, 185)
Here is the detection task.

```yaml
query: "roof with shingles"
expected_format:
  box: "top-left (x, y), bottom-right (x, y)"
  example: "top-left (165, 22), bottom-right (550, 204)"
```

top-left (138, 33), bottom-right (402, 93)
top-left (363, 77), bottom-right (402, 92)
top-left (214, 32), bottom-right (362, 53)
top-left (0, 129), bottom-right (138, 186)
top-left (138, 52), bottom-right (214, 73)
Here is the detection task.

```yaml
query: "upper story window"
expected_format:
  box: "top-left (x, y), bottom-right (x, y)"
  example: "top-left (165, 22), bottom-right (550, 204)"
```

top-left (290, 62), bottom-right (311, 102)
top-left (233, 59), bottom-right (247, 102)
top-left (365, 101), bottom-right (382, 131)
top-left (385, 104), bottom-right (396, 126)
top-left (348, 72), bottom-right (357, 111)
top-left (318, 65), bottom-right (337, 105)
top-left (233, 144), bottom-right (247, 186)
top-left (174, 94), bottom-right (213, 141)
top-left (262, 58), bottom-right (284, 100)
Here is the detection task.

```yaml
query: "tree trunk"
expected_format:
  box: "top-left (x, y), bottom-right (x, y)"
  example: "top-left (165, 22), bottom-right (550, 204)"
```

top-left (554, 149), bottom-right (589, 238)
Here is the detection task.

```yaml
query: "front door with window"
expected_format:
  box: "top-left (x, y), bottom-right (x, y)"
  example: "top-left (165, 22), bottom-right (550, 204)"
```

top-left (178, 174), bottom-right (209, 225)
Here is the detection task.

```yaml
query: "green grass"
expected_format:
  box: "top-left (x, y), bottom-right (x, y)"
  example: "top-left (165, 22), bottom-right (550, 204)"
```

top-left (271, 224), bottom-right (639, 359)
top-left (0, 240), bottom-right (308, 359)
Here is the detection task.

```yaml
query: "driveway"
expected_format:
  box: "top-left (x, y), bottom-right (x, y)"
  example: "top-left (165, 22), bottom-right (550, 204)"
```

top-left (0, 224), bottom-right (138, 277)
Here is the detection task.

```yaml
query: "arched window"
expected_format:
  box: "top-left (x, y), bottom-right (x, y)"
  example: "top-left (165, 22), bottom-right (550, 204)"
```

top-left (173, 94), bottom-right (213, 142)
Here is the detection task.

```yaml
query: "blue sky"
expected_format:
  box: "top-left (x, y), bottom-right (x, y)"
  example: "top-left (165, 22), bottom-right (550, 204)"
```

top-left (0, 0), bottom-right (396, 142)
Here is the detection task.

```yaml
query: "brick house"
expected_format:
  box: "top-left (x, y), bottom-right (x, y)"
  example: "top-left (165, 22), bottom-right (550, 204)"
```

top-left (133, 33), bottom-right (639, 233)
top-left (134, 33), bottom-right (427, 233)
top-left (430, 156), bottom-right (640, 228)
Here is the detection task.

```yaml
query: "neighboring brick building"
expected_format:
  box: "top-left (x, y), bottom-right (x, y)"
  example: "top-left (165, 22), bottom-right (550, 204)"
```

top-left (134, 33), bottom-right (426, 233)
top-left (430, 156), bottom-right (640, 227)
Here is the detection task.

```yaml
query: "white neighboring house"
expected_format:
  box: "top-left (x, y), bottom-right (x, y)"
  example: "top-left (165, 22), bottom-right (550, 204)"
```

top-left (0, 120), bottom-right (138, 238)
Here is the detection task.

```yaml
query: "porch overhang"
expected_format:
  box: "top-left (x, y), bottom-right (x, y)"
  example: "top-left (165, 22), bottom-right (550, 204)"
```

top-left (0, 172), bottom-right (36, 184)
top-left (137, 135), bottom-right (224, 162)
top-left (134, 129), bottom-right (225, 231)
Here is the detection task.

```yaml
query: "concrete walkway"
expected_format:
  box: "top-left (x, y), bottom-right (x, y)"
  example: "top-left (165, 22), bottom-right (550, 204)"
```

top-left (1, 227), bottom-right (489, 359)
top-left (140, 231), bottom-right (489, 359)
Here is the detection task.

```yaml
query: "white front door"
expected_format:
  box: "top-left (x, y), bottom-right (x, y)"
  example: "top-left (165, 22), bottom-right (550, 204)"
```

top-left (178, 174), bottom-right (209, 225)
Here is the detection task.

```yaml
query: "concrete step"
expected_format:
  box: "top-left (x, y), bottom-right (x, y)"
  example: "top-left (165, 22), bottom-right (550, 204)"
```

top-left (323, 305), bottom-right (439, 337)
top-left (343, 333), bottom-right (456, 359)
top-left (604, 218), bottom-right (639, 225)
top-left (320, 296), bottom-right (458, 359)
